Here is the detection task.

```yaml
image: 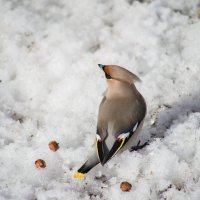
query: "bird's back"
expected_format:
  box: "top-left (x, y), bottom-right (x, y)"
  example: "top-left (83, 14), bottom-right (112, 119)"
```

top-left (97, 88), bottom-right (146, 139)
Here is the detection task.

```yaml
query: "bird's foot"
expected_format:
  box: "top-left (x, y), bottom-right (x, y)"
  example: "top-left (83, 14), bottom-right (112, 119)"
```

top-left (130, 140), bottom-right (149, 152)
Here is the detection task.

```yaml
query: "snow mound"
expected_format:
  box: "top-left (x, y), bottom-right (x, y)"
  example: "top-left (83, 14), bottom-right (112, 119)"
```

top-left (0, 0), bottom-right (200, 199)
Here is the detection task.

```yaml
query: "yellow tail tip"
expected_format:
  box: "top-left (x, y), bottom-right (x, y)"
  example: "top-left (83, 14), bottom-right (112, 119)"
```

top-left (73, 171), bottom-right (87, 179)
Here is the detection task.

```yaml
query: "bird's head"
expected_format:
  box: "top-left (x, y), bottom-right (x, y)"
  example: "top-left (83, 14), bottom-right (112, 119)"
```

top-left (98, 64), bottom-right (141, 84)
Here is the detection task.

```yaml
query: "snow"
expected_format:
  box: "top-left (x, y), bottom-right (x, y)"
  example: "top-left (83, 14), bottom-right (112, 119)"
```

top-left (0, 0), bottom-right (200, 199)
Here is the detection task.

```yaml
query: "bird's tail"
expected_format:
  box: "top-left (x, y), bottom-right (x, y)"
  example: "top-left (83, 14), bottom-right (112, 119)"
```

top-left (74, 150), bottom-right (100, 179)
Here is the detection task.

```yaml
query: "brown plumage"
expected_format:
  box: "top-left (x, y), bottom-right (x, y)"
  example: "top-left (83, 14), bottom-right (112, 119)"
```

top-left (74, 64), bottom-right (146, 178)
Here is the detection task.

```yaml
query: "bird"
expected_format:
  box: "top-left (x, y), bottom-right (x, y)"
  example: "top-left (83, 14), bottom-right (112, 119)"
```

top-left (74, 64), bottom-right (146, 178)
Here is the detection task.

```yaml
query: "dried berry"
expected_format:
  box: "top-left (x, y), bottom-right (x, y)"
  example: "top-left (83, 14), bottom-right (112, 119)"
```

top-left (48, 141), bottom-right (59, 152)
top-left (35, 159), bottom-right (46, 168)
top-left (120, 181), bottom-right (132, 192)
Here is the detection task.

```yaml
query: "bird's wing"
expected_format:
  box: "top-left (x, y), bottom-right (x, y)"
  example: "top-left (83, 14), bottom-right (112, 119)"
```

top-left (96, 94), bottom-right (146, 165)
top-left (98, 93), bottom-right (146, 135)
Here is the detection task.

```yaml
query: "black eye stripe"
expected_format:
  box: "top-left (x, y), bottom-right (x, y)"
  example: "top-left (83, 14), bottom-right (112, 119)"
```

top-left (105, 73), bottom-right (112, 79)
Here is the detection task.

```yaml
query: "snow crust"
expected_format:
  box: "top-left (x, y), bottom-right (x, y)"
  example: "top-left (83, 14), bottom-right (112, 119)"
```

top-left (0, 0), bottom-right (200, 199)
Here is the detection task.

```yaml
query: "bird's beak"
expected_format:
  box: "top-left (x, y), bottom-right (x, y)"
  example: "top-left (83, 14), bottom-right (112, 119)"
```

top-left (96, 138), bottom-right (126, 166)
top-left (98, 64), bottom-right (112, 79)
top-left (98, 64), bottom-right (105, 71)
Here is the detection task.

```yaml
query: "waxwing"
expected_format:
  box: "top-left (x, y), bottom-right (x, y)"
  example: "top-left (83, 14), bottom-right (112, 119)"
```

top-left (74, 64), bottom-right (146, 178)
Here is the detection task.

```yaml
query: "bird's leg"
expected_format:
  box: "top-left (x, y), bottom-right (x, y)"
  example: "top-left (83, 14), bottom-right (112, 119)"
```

top-left (74, 150), bottom-right (100, 178)
top-left (130, 140), bottom-right (149, 152)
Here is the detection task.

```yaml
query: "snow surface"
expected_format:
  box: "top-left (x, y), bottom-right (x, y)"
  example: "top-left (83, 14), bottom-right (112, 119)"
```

top-left (0, 0), bottom-right (200, 199)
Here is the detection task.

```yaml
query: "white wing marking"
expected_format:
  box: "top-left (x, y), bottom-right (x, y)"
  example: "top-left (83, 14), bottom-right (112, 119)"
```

top-left (132, 122), bottom-right (138, 132)
top-left (117, 122), bottom-right (139, 140)
top-left (96, 134), bottom-right (101, 141)
top-left (117, 132), bottom-right (130, 139)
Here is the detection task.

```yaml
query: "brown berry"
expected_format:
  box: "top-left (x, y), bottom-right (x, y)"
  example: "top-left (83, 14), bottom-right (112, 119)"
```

top-left (120, 181), bottom-right (132, 192)
top-left (35, 159), bottom-right (46, 168)
top-left (48, 141), bottom-right (59, 152)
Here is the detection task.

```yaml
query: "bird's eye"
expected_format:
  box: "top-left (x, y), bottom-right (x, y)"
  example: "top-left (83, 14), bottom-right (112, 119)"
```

top-left (96, 134), bottom-right (101, 141)
top-left (105, 73), bottom-right (112, 79)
